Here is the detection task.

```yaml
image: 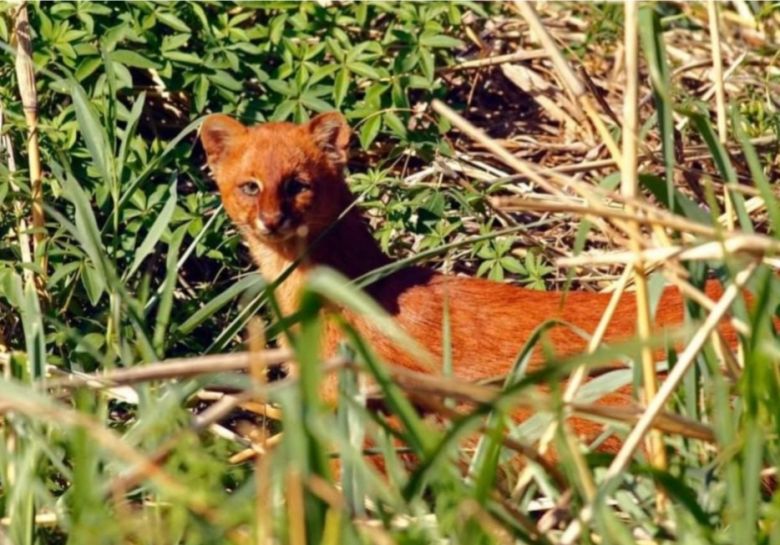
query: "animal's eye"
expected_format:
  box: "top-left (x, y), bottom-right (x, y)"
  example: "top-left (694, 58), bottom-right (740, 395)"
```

top-left (239, 181), bottom-right (261, 197)
top-left (285, 178), bottom-right (311, 197)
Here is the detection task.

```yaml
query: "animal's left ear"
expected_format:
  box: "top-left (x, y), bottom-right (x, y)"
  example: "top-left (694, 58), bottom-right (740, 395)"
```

top-left (308, 112), bottom-right (350, 166)
top-left (200, 114), bottom-right (246, 176)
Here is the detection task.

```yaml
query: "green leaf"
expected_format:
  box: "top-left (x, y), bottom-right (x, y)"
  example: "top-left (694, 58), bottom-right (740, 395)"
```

top-left (162, 51), bottom-right (203, 64)
top-left (81, 262), bottom-right (106, 306)
top-left (177, 274), bottom-right (266, 336)
top-left (152, 223), bottom-right (189, 353)
top-left (348, 61), bottom-right (383, 80)
top-left (156, 11), bottom-right (190, 32)
top-left (686, 108), bottom-right (753, 232)
top-left (731, 107), bottom-right (780, 234)
top-left (300, 94), bottom-right (333, 113)
top-left (209, 69), bottom-right (243, 92)
top-left (269, 14), bottom-right (287, 44)
top-left (419, 33), bottom-right (463, 48)
top-left (333, 68), bottom-right (350, 108)
top-left (639, 174), bottom-right (711, 225)
top-left (70, 81), bottom-right (113, 185)
top-left (639, 6), bottom-right (674, 209)
top-left (126, 180), bottom-right (178, 278)
top-left (109, 49), bottom-right (160, 69)
top-left (117, 91), bottom-right (146, 185)
top-left (384, 111), bottom-right (407, 139)
top-left (500, 255), bottom-right (526, 275)
top-left (359, 114), bottom-right (382, 149)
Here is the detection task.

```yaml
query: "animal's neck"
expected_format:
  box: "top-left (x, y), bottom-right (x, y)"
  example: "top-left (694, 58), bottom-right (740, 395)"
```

top-left (246, 200), bottom-right (390, 316)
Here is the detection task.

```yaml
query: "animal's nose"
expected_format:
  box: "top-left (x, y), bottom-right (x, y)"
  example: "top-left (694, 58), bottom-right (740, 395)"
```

top-left (259, 212), bottom-right (283, 232)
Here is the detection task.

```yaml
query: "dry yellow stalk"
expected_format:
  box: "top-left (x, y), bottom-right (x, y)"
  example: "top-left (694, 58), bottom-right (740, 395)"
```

top-left (621, 0), bottom-right (667, 488)
top-left (12, 4), bottom-right (46, 283)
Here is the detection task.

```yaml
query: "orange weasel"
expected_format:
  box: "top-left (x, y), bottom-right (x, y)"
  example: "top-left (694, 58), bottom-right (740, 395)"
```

top-left (200, 112), bottom-right (738, 449)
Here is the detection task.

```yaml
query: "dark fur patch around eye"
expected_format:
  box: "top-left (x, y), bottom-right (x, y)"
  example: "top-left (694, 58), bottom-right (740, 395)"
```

top-left (284, 178), bottom-right (311, 197)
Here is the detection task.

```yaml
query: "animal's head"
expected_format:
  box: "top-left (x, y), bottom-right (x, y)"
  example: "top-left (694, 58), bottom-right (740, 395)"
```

top-left (200, 112), bottom-right (351, 245)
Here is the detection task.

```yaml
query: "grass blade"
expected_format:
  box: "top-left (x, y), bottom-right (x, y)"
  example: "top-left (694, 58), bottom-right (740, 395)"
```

top-left (126, 177), bottom-right (177, 279)
top-left (639, 5), bottom-right (675, 209)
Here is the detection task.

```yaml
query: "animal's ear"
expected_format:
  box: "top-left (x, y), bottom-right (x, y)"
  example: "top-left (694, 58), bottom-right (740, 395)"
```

top-left (308, 112), bottom-right (350, 166)
top-left (200, 114), bottom-right (246, 173)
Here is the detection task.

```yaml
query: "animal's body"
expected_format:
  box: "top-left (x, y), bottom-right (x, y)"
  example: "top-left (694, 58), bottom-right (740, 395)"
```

top-left (200, 112), bottom-right (736, 451)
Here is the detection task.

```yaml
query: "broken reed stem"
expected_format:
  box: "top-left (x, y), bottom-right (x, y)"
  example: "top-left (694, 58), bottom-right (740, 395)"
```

top-left (513, 0), bottom-right (622, 162)
top-left (622, 0), bottom-right (668, 487)
top-left (13, 4), bottom-right (46, 284)
top-left (707, 0), bottom-right (734, 230)
top-left (561, 263), bottom-right (757, 545)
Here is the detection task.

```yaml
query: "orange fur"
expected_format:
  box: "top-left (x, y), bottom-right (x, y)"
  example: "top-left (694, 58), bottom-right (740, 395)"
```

top-left (201, 112), bottom-right (739, 453)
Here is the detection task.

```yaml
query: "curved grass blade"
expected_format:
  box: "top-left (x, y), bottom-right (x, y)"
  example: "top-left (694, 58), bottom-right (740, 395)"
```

top-left (730, 107), bottom-right (780, 234)
top-left (126, 177), bottom-right (177, 279)
top-left (639, 5), bottom-right (675, 209)
top-left (152, 223), bottom-right (189, 354)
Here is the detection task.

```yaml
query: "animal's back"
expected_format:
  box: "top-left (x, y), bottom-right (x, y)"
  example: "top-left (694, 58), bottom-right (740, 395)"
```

top-left (349, 271), bottom-right (730, 382)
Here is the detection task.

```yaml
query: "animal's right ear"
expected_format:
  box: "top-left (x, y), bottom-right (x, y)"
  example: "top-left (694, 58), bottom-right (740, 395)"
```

top-left (200, 114), bottom-right (246, 174)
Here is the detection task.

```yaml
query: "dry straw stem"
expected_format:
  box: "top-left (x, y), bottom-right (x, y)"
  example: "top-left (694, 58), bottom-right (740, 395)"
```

top-left (561, 263), bottom-right (757, 545)
top-left (229, 432), bottom-right (284, 464)
top-left (489, 198), bottom-right (717, 238)
top-left (445, 48), bottom-right (547, 72)
top-left (512, 0), bottom-right (622, 163)
top-left (622, 0), bottom-right (667, 481)
top-left (286, 470), bottom-right (307, 545)
top-left (388, 364), bottom-right (714, 443)
top-left (46, 348), bottom-right (293, 390)
top-left (556, 233), bottom-right (779, 268)
top-left (12, 3), bottom-right (46, 281)
top-left (659, 268), bottom-right (750, 336)
top-left (707, 0), bottom-right (735, 231)
top-left (108, 356), bottom-right (348, 495)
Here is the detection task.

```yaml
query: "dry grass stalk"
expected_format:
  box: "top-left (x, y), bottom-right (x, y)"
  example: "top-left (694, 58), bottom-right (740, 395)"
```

top-left (557, 234), bottom-right (778, 267)
top-left (560, 263), bottom-right (757, 545)
top-left (445, 48), bottom-right (547, 71)
top-left (389, 364), bottom-right (715, 443)
top-left (46, 348), bottom-right (293, 390)
top-left (707, 0), bottom-right (735, 231)
top-left (622, 0), bottom-right (667, 485)
top-left (286, 470), bottom-right (307, 545)
top-left (490, 197), bottom-right (717, 237)
top-left (659, 269), bottom-right (750, 336)
top-left (12, 4), bottom-right (46, 284)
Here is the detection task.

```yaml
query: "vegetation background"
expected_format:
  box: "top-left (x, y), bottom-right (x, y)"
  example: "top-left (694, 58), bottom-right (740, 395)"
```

top-left (0, 1), bottom-right (779, 544)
